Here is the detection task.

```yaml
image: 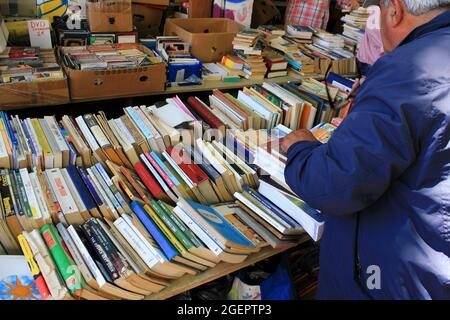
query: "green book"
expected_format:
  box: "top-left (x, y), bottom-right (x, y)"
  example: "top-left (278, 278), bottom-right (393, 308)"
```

top-left (13, 170), bottom-right (32, 218)
top-left (148, 200), bottom-right (193, 251)
top-left (40, 224), bottom-right (83, 293)
top-left (158, 201), bottom-right (204, 249)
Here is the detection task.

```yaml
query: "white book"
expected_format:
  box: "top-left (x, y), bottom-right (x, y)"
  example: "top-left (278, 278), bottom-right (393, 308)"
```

top-left (173, 205), bottom-right (223, 256)
top-left (89, 165), bottom-right (122, 213)
top-left (139, 154), bottom-right (171, 194)
top-left (39, 118), bottom-right (62, 169)
top-left (86, 167), bottom-right (118, 216)
top-left (94, 163), bottom-right (130, 213)
top-left (56, 223), bottom-right (96, 284)
top-left (44, 116), bottom-right (70, 167)
top-left (19, 168), bottom-right (42, 219)
top-left (67, 225), bottom-right (107, 287)
top-left (114, 118), bottom-right (135, 145)
top-left (233, 192), bottom-right (288, 234)
top-left (45, 168), bottom-right (79, 215)
top-left (108, 119), bottom-right (132, 150)
top-left (60, 168), bottom-right (88, 214)
top-left (28, 171), bottom-right (51, 222)
top-left (258, 180), bottom-right (324, 241)
top-left (162, 151), bottom-right (196, 189)
top-left (75, 116), bottom-right (101, 154)
top-left (113, 217), bottom-right (159, 269)
top-left (137, 106), bottom-right (165, 151)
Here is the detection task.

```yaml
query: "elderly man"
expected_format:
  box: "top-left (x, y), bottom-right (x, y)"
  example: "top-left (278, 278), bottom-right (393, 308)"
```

top-left (281, 0), bottom-right (450, 299)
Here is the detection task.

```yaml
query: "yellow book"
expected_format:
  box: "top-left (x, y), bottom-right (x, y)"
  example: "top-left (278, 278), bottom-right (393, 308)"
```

top-left (143, 204), bottom-right (210, 271)
top-left (31, 118), bottom-right (54, 169)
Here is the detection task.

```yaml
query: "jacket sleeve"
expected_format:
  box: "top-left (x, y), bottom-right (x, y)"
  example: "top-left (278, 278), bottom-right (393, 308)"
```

top-left (284, 96), bottom-right (416, 216)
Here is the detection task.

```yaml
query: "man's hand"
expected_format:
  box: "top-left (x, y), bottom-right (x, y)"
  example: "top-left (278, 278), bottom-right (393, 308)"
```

top-left (280, 129), bottom-right (318, 153)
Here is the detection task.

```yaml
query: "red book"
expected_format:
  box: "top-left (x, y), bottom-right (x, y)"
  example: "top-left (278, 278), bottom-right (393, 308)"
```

top-left (166, 147), bottom-right (209, 185)
top-left (133, 161), bottom-right (166, 201)
top-left (186, 96), bottom-right (226, 130)
top-left (144, 152), bottom-right (176, 190)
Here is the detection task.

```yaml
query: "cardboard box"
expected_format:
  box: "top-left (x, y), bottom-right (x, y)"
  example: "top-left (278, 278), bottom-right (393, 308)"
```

top-left (61, 45), bottom-right (166, 100)
top-left (131, 0), bottom-right (169, 5)
top-left (87, 0), bottom-right (133, 32)
top-left (0, 0), bottom-right (37, 17)
top-left (132, 3), bottom-right (163, 37)
top-left (164, 18), bottom-right (244, 63)
top-left (0, 79), bottom-right (70, 110)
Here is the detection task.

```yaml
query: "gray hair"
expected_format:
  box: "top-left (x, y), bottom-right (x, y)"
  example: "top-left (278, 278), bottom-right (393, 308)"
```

top-left (383, 0), bottom-right (450, 15)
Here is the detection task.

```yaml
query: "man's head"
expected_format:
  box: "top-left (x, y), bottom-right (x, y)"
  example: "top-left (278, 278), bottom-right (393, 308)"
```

top-left (379, 0), bottom-right (450, 52)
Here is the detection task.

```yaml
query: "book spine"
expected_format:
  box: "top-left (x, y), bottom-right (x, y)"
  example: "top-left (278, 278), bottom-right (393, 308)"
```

top-left (145, 202), bottom-right (187, 254)
top-left (12, 170), bottom-right (30, 218)
top-left (172, 206), bottom-right (223, 256)
top-left (17, 234), bottom-right (52, 300)
top-left (7, 171), bottom-right (23, 217)
top-left (66, 165), bottom-right (96, 211)
top-left (19, 168), bottom-right (41, 219)
top-left (95, 163), bottom-right (129, 211)
top-left (246, 188), bottom-right (298, 228)
top-left (82, 114), bottom-right (111, 149)
top-left (113, 218), bottom-right (159, 268)
top-left (80, 220), bottom-right (120, 281)
top-left (146, 152), bottom-right (178, 188)
top-left (66, 225), bottom-right (106, 287)
top-left (89, 166), bottom-right (121, 212)
top-left (131, 201), bottom-right (177, 261)
top-left (40, 224), bottom-right (83, 293)
top-left (125, 107), bottom-right (153, 140)
top-left (150, 201), bottom-right (193, 250)
top-left (76, 166), bottom-right (103, 207)
top-left (0, 171), bottom-right (14, 217)
top-left (159, 201), bottom-right (203, 248)
top-left (134, 154), bottom-right (169, 197)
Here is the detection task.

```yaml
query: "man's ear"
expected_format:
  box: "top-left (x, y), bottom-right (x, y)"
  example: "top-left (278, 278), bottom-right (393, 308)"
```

top-left (389, 0), bottom-right (405, 27)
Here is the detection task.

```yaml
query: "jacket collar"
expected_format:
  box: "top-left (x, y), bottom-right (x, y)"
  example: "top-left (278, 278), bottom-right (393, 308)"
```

top-left (400, 9), bottom-right (450, 46)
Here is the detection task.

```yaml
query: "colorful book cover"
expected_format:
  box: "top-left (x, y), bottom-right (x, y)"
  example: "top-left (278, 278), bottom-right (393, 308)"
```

top-left (0, 255), bottom-right (42, 300)
top-left (183, 198), bottom-right (255, 248)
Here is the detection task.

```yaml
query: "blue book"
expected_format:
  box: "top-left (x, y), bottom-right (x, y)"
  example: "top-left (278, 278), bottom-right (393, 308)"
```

top-left (149, 151), bottom-right (181, 187)
top-left (181, 198), bottom-right (256, 249)
top-left (76, 166), bottom-right (103, 208)
top-left (244, 186), bottom-right (302, 229)
top-left (326, 72), bottom-right (354, 92)
top-left (66, 165), bottom-right (97, 212)
top-left (131, 201), bottom-right (178, 261)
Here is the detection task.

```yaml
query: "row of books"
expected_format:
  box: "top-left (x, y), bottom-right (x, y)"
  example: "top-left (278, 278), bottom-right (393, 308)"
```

top-left (60, 44), bottom-right (162, 71)
top-left (0, 75), bottom-right (354, 172)
top-left (0, 161), bottom-right (322, 300)
top-left (0, 47), bottom-right (65, 84)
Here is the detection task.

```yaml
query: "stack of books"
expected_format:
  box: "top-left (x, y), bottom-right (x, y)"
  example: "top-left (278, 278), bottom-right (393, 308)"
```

top-left (264, 51), bottom-right (288, 78)
top-left (60, 44), bottom-right (162, 71)
top-left (232, 29), bottom-right (267, 80)
top-left (341, 7), bottom-right (371, 50)
top-left (286, 25), bottom-right (315, 44)
top-left (0, 47), bottom-right (65, 84)
top-left (257, 25), bottom-right (285, 40)
top-left (156, 36), bottom-right (202, 84)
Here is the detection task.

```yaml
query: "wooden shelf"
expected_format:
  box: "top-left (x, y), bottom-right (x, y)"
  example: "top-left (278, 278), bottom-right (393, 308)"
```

top-left (145, 243), bottom-right (298, 300)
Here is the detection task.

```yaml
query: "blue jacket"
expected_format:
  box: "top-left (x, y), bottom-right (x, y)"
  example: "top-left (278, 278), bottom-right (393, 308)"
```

top-left (285, 11), bottom-right (450, 300)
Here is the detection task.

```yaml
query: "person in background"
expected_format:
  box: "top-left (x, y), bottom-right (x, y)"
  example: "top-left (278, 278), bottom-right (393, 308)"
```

top-left (285, 0), bottom-right (331, 29)
top-left (280, 0), bottom-right (450, 299)
top-left (351, 1), bottom-right (385, 75)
